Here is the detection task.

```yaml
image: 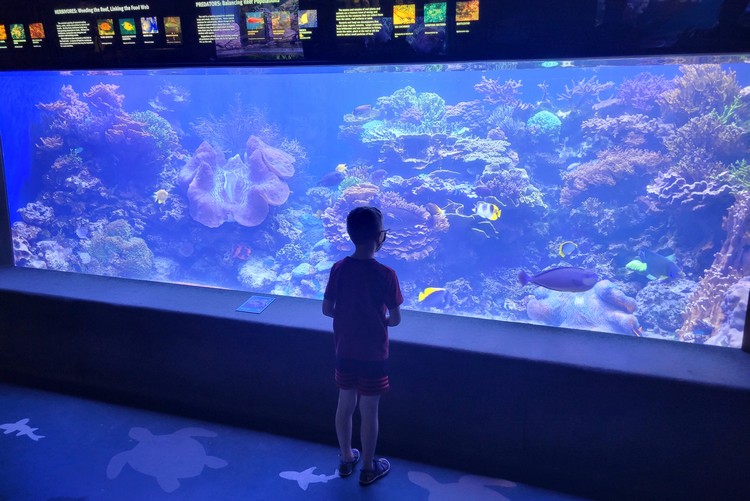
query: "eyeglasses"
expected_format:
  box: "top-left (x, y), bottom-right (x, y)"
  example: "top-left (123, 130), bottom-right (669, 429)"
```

top-left (378, 229), bottom-right (389, 242)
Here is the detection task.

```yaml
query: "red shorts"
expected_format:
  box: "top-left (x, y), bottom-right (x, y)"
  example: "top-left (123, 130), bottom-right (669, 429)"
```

top-left (335, 358), bottom-right (390, 396)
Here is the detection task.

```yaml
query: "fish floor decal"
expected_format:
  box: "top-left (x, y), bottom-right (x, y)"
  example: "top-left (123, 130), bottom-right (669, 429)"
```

top-left (1, 418), bottom-right (45, 441)
top-left (279, 466), bottom-right (339, 490)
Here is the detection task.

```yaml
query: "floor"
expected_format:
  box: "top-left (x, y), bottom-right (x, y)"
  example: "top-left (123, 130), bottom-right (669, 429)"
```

top-left (0, 383), bottom-right (586, 501)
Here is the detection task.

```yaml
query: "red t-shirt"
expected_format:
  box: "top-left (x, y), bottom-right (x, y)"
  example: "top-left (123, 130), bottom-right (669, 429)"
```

top-left (324, 257), bottom-right (403, 361)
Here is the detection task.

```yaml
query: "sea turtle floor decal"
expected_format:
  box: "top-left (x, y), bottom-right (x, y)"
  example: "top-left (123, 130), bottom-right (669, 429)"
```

top-left (107, 427), bottom-right (228, 493)
top-left (279, 467), bottom-right (339, 490)
top-left (409, 472), bottom-right (517, 500)
top-left (1, 418), bottom-right (45, 441)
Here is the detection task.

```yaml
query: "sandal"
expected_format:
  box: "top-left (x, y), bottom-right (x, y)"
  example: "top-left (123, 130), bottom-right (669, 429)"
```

top-left (338, 448), bottom-right (360, 477)
top-left (359, 458), bottom-right (390, 486)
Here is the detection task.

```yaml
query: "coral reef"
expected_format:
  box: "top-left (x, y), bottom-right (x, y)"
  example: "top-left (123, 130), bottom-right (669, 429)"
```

top-left (18, 202), bottom-right (55, 226)
top-left (704, 276), bottom-right (749, 348)
top-left (149, 83), bottom-right (190, 113)
top-left (320, 183), bottom-right (448, 261)
top-left (679, 191), bottom-right (750, 340)
top-left (526, 280), bottom-right (641, 335)
top-left (634, 278), bottom-right (697, 334)
top-left (191, 95), bottom-right (281, 155)
top-left (526, 110), bottom-right (561, 140)
top-left (615, 72), bottom-right (673, 114)
top-left (664, 112), bottom-right (746, 164)
top-left (581, 113), bottom-right (671, 149)
top-left (476, 167), bottom-right (546, 210)
top-left (444, 100), bottom-right (486, 133)
top-left (238, 257), bottom-right (279, 291)
top-left (557, 76), bottom-right (615, 110)
top-left (473, 77), bottom-right (523, 106)
top-left (179, 137), bottom-right (295, 228)
top-left (646, 171), bottom-right (735, 213)
top-left (560, 148), bottom-right (668, 205)
top-left (659, 65), bottom-right (740, 122)
top-left (85, 219), bottom-right (154, 278)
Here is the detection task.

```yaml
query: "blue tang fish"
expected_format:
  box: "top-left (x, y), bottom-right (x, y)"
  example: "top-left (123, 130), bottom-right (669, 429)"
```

top-left (518, 266), bottom-right (598, 292)
top-left (418, 287), bottom-right (451, 308)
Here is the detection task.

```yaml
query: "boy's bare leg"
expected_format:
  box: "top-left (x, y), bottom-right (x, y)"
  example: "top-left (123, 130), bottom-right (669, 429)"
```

top-left (358, 394), bottom-right (380, 470)
top-left (336, 389), bottom-right (358, 461)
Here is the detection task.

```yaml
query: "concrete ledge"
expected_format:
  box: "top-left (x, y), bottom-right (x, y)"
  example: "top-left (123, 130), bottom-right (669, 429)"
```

top-left (1, 267), bottom-right (749, 500)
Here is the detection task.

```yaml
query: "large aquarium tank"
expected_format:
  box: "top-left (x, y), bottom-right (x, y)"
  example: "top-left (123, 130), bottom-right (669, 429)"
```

top-left (1, 56), bottom-right (749, 348)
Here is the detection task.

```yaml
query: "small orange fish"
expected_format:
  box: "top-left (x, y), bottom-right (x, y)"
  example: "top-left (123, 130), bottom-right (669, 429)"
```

top-left (99, 22), bottom-right (112, 32)
top-left (232, 243), bottom-right (252, 260)
top-left (247, 17), bottom-right (263, 24)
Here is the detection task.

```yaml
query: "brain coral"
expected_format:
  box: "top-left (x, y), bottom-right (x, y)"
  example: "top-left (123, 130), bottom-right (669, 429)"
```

top-left (526, 110), bottom-right (561, 139)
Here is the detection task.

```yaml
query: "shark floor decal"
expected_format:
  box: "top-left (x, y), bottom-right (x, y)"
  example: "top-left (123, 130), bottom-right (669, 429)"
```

top-left (279, 467), bottom-right (339, 490)
top-left (1, 418), bottom-right (45, 441)
top-left (107, 427), bottom-right (228, 493)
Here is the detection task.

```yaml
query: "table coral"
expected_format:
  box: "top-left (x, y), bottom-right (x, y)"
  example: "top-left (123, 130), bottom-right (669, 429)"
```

top-left (526, 279), bottom-right (641, 335)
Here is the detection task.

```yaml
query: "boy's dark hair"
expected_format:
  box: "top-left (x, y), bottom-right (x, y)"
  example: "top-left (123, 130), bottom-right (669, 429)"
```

top-left (346, 206), bottom-right (383, 245)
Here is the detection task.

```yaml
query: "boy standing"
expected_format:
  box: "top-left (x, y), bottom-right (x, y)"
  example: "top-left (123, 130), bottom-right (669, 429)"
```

top-left (322, 206), bottom-right (403, 486)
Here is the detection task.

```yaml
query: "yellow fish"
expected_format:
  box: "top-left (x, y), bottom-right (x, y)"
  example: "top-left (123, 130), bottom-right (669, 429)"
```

top-left (335, 163), bottom-right (347, 174)
top-left (473, 201), bottom-right (501, 221)
top-left (122, 21), bottom-right (135, 31)
top-left (300, 11), bottom-right (309, 25)
top-left (418, 287), bottom-right (450, 308)
top-left (558, 240), bottom-right (578, 258)
top-left (154, 189), bottom-right (169, 204)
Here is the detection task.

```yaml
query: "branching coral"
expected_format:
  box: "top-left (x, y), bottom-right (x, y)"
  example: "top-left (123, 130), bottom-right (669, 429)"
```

top-left (659, 64), bottom-right (740, 121)
top-left (149, 83), bottom-right (190, 113)
top-left (36, 85), bottom-right (92, 137)
top-left (560, 148), bottom-right (668, 205)
top-left (616, 72), bottom-right (673, 113)
top-left (473, 77), bottom-right (522, 106)
top-left (664, 111), bottom-right (746, 163)
top-left (191, 95), bottom-right (280, 155)
top-left (83, 83), bottom-right (125, 113)
top-left (557, 76), bottom-right (614, 109)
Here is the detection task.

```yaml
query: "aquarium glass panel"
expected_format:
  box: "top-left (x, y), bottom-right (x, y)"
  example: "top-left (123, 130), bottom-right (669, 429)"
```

top-left (2, 56), bottom-right (749, 347)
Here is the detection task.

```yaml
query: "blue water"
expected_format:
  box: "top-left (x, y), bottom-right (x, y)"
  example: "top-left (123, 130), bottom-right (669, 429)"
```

top-left (1, 56), bottom-right (749, 347)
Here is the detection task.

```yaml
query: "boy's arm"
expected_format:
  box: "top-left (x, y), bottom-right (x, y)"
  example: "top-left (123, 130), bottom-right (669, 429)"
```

top-left (387, 306), bottom-right (401, 327)
top-left (322, 299), bottom-right (335, 318)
